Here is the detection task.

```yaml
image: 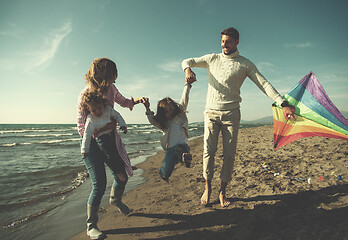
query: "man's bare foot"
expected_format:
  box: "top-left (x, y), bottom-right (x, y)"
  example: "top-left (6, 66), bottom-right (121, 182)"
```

top-left (219, 191), bottom-right (230, 207)
top-left (201, 189), bottom-right (211, 206)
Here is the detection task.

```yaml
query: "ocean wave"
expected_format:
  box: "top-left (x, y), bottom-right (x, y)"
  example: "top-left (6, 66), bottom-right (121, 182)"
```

top-left (127, 140), bottom-right (160, 146)
top-left (0, 138), bottom-right (80, 147)
top-left (1, 170), bottom-right (89, 229)
top-left (22, 133), bottom-right (75, 137)
top-left (128, 125), bottom-right (154, 130)
top-left (136, 130), bottom-right (159, 134)
top-left (37, 138), bottom-right (80, 144)
top-left (128, 149), bottom-right (154, 156)
top-left (0, 128), bottom-right (75, 135)
top-left (3, 203), bottom-right (65, 229)
top-left (1, 142), bottom-right (31, 147)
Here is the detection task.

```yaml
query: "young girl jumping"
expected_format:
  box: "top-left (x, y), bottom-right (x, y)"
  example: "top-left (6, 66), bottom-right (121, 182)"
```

top-left (142, 82), bottom-right (193, 182)
top-left (77, 58), bottom-right (145, 239)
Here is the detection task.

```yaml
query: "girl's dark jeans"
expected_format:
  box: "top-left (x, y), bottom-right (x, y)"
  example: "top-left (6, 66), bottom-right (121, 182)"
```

top-left (160, 143), bottom-right (190, 180)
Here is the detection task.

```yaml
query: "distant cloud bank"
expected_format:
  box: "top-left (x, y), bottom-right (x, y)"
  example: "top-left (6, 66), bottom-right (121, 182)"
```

top-left (283, 41), bottom-right (313, 48)
top-left (158, 60), bottom-right (182, 72)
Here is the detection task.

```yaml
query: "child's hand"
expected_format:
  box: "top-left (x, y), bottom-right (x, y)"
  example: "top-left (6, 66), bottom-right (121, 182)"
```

top-left (143, 98), bottom-right (150, 109)
top-left (93, 129), bottom-right (101, 136)
top-left (187, 79), bottom-right (196, 85)
top-left (120, 126), bottom-right (127, 134)
top-left (134, 97), bottom-right (148, 105)
top-left (185, 67), bottom-right (197, 85)
top-left (94, 120), bottom-right (116, 137)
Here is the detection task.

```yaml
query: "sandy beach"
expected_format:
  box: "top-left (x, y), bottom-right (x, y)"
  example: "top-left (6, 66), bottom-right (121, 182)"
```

top-left (71, 125), bottom-right (348, 240)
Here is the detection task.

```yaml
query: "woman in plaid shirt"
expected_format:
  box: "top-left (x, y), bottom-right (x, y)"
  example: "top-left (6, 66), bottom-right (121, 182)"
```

top-left (77, 58), bottom-right (146, 239)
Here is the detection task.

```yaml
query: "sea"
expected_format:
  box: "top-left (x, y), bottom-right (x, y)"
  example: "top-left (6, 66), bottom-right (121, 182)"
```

top-left (0, 122), bottom-right (264, 240)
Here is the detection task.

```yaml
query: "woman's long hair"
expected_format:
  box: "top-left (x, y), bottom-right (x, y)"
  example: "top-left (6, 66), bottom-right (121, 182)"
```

top-left (154, 97), bottom-right (184, 129)
top-left (85, 58), bottom-right (118, 94)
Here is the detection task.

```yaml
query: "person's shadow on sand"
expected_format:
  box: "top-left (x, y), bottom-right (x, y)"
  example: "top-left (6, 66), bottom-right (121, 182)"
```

top-left (104, 184), bottom-right (347, 239)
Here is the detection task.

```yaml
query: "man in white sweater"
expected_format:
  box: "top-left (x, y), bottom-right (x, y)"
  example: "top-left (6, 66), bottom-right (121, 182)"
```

top-left (182, 27), bottom-right (295, 207)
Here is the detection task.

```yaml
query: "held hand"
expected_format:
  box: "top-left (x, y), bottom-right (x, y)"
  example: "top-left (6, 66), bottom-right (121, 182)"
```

top-left (93, 129), bottom-right (101, 136)
top-left (82, 153), bottom-right (88, 157)
top-left (184, 68), bottom-right (197, 85)
top-left (141, 97), bottom-right (149, 105)
top-left (283, 106), bottom-right (296, 120)
top-left (134, 97), bottom-right (148, 105)
top-left (143, 98), bottom-right (151, 111)
top-left (95, 120), bottom-right (116, 136)
top-left (120, 126), bottom-right (128, 134)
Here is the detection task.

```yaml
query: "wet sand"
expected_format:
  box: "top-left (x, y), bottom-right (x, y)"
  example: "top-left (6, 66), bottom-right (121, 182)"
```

top-left (71, 125), bottom-right (348, 240)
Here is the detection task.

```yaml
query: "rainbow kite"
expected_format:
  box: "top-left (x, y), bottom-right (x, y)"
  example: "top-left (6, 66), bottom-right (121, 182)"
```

top-left (272, 72), bottom-right (348, 149)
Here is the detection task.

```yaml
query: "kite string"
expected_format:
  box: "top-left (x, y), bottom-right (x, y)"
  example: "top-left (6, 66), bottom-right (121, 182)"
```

top-left (261, 162), bottom-right (310, 183)
top-left (260, 162), bottom-right (344, 184)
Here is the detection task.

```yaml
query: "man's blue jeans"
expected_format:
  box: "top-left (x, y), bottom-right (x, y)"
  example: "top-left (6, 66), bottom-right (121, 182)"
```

top-left (160, 143), bottom-right (190, 180)
top-left (83, 135), bottom-right (127, 206)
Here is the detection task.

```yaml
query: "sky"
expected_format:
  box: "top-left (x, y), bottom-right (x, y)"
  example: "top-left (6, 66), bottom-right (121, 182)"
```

top-left (0, 0), bottom-right (347, 124)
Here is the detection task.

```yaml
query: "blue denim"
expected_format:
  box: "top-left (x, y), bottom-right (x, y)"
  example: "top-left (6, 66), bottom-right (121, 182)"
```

top-left (82, 135), bottom-right (127, 206)
top-left (95, 131), bottom-right (125, 174)
top-left (160, 143), bottom-right (190, 180)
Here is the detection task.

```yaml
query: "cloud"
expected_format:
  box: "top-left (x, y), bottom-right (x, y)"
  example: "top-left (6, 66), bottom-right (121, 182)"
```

top-left (1, 21), bottom-right (72, 72)
top-left (0, 23), bottom-right (23, 36)
top-left (117, 73), bottom-right (185, 101)
top-left (26, 20), bottom-right (72, 70)
top-left (331, 93), bottom-right (348, 99)
top-left (320, 73), bottom-right (348, 84)
top-left (257, 61), bottom-right (275, 72)
top-left (157, 60), bottom-right (182, 73)
top-left (93, 22), bottom-right (105, 33)
top-left (283, 41), bottom-right (313, 48)
top-left (99, 0), bottom-right (111, 11)
top-left (0, 59), bottom-right (16, 70)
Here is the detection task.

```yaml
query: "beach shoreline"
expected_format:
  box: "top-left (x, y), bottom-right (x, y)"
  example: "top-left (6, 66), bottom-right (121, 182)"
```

top-left (71, 125), bottom-right (348, 240)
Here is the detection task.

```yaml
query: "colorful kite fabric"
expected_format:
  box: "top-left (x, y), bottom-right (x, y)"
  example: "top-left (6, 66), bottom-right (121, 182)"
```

top-left (272, 72), bottom-right (348, 149)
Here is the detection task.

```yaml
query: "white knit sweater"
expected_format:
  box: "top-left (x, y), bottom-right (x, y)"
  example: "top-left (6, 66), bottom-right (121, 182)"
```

top-left (81, 105), bottom-right (126, 154)
top-left (182, 50), bottom-right (284, 110)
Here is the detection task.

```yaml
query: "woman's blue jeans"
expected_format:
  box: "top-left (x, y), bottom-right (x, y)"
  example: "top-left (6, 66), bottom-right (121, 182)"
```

top-left (82, 136), bottom-right (127, 206)
top-left (160, 143), bottom-right (190, 180)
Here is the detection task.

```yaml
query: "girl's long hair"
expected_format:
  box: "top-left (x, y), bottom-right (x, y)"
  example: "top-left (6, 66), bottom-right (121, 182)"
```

top-left (85, 58), bottom-right (118, 94)
top-left (154, 97), bottom-right (184, 129)
top-left (80, 90), bottom-right (105, 113)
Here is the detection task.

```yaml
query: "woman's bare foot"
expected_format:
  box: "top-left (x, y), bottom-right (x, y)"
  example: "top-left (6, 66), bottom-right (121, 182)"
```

top-left (219, 191), bottom-right (230, 207)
